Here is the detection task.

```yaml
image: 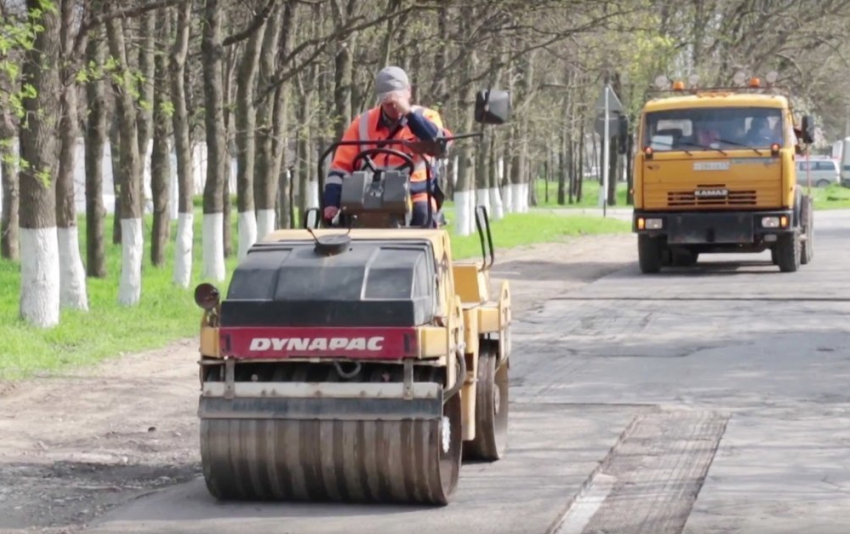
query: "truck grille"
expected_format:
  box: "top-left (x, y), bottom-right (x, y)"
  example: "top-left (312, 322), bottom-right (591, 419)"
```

top-left (667, 188), bottom-right (757, 207)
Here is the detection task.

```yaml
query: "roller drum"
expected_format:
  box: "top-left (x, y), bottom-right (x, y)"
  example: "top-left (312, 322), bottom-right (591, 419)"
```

top-left (199, 364), bottom-right (462, 505)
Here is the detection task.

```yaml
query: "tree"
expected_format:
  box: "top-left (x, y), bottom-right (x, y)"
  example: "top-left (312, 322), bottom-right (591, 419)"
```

top-left (84, 25), bottom-right (107, 278)
top-left (254, 1), bottom-right (291, 234)
top-left (105, 6), bottom-right (144, 306)
top-left (150, 5), bottom-right (171, 266)
top-left (170, 0), bottom-right (194, 288)
top-left (234, 8), bottom-right (268, 260)
top-left (19, 0), bottom-right (62, 327)
top-left (0, 3), bottom-right (34, 261)
top-left (0, 72), bottom-right (18, 261)
top-left (200, 0), bottom-right (227, 281)
top-left (56, 0), bottom-right (88, 310)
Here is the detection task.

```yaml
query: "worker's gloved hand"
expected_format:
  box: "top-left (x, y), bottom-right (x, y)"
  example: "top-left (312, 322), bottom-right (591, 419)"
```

top-left (323, 206), bottom-right (339, 221)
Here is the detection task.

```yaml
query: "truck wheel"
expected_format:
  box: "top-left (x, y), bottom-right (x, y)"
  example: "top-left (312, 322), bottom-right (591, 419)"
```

top-left (770, 247), bottom-right (779, 265)
top-left (776, 231), bottom-right (801, 273)
top-left (816, 179), bottom-right (831, 188)
top-left (801, 197), bottom-right (814, 265)
top-left (638, 235), bottom-right (663, 274)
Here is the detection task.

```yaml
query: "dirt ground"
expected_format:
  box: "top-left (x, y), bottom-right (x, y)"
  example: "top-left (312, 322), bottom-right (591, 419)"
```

top-left (0, 233), bottom-right (635, 534)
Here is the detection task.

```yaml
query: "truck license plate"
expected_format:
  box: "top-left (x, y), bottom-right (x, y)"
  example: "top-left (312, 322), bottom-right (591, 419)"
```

top-left (693, 161), bottom-right (730, 171)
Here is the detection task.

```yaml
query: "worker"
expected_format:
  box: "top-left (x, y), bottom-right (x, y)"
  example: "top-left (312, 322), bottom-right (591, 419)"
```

top-left (322, 66), bottom-right (452, 227)
top-left (747, 116), bottom-right (780, 146)
top-left (695, 119), bottom-right (720, 147)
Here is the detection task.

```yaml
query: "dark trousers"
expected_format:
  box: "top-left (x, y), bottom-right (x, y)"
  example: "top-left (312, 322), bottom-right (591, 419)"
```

top-left (411, 200), bottom-right (442, 227)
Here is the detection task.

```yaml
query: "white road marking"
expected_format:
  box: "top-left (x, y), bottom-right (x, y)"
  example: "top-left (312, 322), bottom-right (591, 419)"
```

top-left (552, 474), bottom-right (616, 534)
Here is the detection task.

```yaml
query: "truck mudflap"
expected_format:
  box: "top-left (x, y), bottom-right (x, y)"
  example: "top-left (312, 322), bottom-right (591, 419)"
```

top-left (197, 368), bottom-right (463, 504)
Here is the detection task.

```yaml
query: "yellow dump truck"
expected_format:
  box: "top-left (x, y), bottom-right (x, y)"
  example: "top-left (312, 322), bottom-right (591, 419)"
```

top-left (632, 77), bottom-right (816, 273)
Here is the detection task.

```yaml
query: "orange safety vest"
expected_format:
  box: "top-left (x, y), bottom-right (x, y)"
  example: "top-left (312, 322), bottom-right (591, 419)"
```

top-left (327, 105), bottom-right (451, 206)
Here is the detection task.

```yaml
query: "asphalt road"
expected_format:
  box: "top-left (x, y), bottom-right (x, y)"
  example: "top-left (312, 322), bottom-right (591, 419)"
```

top-left (88, 210), bottom-right (850, 534)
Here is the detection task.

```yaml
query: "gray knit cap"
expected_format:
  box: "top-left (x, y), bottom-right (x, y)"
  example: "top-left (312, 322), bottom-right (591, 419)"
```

top-left (375, 66), bottom-right (410, 98)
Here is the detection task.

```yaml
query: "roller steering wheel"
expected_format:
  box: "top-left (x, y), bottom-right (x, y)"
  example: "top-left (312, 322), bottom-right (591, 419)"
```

top-left (351, 147), bottom-right (416, 176)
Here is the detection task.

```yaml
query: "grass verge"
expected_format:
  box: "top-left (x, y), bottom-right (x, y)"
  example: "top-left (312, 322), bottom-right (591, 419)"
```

top-left (811, 184), bottom-right (850, 209)
top-left (532, 180), bottom-right (850, 211)
top-left (532, 179), bottom-right (630, 209)
top-left (0, 208), bottom-right (627, 380)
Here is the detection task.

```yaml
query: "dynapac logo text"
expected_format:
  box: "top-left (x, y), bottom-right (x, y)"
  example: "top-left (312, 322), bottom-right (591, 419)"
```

top-left (248, 337), bottom-right (385, 352)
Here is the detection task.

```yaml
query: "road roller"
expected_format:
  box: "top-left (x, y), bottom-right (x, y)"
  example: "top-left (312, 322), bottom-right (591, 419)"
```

top-left (192, 89), bottom-right (513, 505)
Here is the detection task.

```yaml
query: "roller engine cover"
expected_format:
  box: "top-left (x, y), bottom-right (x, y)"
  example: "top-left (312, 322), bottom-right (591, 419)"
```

top-left (340, 169), bottom-right (412, 227)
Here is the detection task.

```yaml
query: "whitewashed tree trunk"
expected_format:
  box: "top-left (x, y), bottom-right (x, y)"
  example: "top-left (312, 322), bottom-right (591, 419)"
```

top-left (107, 9), bottom-right (144, 307)
top-left (502, 182), bottom-right (513, 214)
top-left (476, 187), bottom-right (490, 213)
top-left (201, 0), bottom-right (228, 283)
top-left (19, 2), bottom-right (61, 327)
top-left (170, 1), bottom-right (194, 287)
top-left (203, 212), bottom-right (226, 281)
top-left (57, 229), bottom-right (88, 310)
top-left (451, 155), bottom-right (458, 188)
top-left (169, 150), bottom-right (179, 221)
top-left (174, 212), bottom-right (193, 288)
top-left (489, 157), bottom-right (505, 220)
top-left (142, 138), bottom-right (153, 214)
top-left (234, 18), bottom-right (267, 264)
top-left (237, 211), bottom-right (257, 261)
top-left (118, 218), bottom-right (143, 305)
top-left (467, 191), bottom-right (476, 233)
top-left (256, 209), bottom-right (275, 241)
top-left (20, 229), bottom-right (61, 327)
top-left (520, 182), bottom-right (530, 212)
top-left (453, 190), bottom-right (472, 236)
top-left (510, 183), bottom-right (522, 213)
top-left (306, 180), bottom-right (319, 208)
top-left (56, 1), bottom-right (88, 310)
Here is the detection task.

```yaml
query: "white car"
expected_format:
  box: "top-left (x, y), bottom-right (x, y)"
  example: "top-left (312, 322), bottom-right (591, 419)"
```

top-left (795, 158), bottom-right (839, 187)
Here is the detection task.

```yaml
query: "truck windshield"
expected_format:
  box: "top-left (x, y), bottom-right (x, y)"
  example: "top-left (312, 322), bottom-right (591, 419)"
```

top-left (643, 107), bottom-right (784, 152)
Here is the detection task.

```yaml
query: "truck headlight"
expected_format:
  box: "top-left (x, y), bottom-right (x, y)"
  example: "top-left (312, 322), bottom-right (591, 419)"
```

top-left (646, 218), bottom-right (663, 230)
top-left (762, 216), bottom-right (779, 228)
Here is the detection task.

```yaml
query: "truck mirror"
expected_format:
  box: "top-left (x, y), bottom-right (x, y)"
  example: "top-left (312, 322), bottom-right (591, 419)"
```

top-left (475, 89), bottom-right (511, 125)
top-left (801, 115), bottom-right (815, 144)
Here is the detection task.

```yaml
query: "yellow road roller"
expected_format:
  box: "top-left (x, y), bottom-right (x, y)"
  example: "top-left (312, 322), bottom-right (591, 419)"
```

top-left (192, 90), bottom-right (512, 505)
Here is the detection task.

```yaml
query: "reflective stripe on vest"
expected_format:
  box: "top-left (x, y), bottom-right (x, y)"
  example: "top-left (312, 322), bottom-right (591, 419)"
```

top-left (357, 105), bottom-right (424, 146)
top-left (355, 106), bottom-right (436, 204)
top-left (356, 106), bottom-right (432, 170)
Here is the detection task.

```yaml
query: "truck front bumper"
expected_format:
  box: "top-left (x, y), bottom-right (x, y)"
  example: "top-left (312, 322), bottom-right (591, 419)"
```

top-left (633, 210), bottom-right (795, 245)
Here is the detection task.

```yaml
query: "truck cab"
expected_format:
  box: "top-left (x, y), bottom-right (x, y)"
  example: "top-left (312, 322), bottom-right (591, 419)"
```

top-left (632, 80), bottom-right (815, 273)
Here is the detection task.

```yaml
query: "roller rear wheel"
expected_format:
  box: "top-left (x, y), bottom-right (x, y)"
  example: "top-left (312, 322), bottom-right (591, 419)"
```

top-left (463, 341), bottom-right (508, 461)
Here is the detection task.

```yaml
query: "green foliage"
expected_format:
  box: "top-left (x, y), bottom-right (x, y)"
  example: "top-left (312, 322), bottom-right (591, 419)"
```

top-left (159, 100), bottom-right (175, 118)
top-left (0, 8), bottom-right (44, 121)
